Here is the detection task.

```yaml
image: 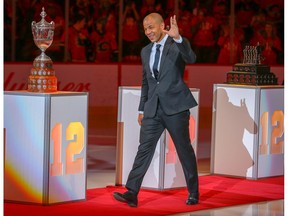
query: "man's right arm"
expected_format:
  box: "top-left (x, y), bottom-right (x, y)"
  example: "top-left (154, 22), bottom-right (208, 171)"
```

top-left (138, 49), bottom-right (149, 112)
top-left (138, 48), bottom-right (149, 125)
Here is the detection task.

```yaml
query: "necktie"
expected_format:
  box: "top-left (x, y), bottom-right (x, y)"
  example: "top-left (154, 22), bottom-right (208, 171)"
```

top-left (153, 44), bottom-right (161, 80)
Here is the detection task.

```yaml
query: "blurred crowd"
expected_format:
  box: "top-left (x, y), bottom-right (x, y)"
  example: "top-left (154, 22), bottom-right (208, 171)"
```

top-left (4, 0), bottom-right (284, 65)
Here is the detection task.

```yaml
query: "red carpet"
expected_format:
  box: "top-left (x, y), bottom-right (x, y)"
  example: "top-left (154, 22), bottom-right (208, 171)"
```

top-left (4, 175), bottom-right (284, 216)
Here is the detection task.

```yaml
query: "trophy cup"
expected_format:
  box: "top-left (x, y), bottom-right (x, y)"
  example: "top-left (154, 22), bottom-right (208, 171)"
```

top-left (226, 43), bottom-right (277, 85)
top-left (28, 7), bottom-right (57, 92)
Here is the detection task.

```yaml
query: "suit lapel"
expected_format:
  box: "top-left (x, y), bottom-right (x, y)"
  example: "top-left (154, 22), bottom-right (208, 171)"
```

top-left (159, 37), bottom-right (173, 78)
top-left (144, 43), bottom-right (153, 78)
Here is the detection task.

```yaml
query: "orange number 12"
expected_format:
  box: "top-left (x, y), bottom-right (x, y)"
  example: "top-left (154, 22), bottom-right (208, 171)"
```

top-left (260, 110), bottom-right (284, 155)
top-left (50, 122), bottom-right (85, 176)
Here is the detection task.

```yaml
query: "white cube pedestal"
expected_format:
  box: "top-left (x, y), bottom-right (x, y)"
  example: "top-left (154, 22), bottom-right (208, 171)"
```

top-left (4, 91), bottom-right (88, 204)
top-left (116, 86), bottom-right (200, 190)
top-left (211, 84), bottom-right (284, 179)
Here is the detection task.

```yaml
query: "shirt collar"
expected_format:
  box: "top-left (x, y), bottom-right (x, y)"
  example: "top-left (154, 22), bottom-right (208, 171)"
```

top-left (154, 34), bottom-right (168, 48)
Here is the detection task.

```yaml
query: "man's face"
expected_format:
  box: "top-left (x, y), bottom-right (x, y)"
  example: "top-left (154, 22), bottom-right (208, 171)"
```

top-left (143, 17), bottom-right (164, 43)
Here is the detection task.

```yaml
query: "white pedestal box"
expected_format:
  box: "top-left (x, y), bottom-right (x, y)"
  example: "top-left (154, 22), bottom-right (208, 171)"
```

top-left (4, 91), bottom-right (88, 204)
top-left (211, 84), bottom-right (284, 179)
top-left (116, 86), bottom-right (200, 190)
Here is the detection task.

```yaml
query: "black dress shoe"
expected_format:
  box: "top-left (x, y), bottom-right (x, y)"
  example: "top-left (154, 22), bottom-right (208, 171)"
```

top-left (113, 191), bottom-right (138, 207)
top-left (186, 193), bottom-right (199, 205)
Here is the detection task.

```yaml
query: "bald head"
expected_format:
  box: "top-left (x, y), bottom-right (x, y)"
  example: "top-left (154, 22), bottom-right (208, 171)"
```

top-left (143, 13), bottom-right (165, 43)
top-left (143, 13), bottom-right (164, 25)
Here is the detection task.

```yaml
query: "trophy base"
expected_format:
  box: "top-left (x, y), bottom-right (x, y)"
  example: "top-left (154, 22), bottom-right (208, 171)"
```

top-left (226, 72), bottom-right (278, 85)
top-left (28, 56), bottom-right (58, 93)
top-left (226, 62), bottom-right (278, 85)
top-left (28, 76), bottom-right (57, 92)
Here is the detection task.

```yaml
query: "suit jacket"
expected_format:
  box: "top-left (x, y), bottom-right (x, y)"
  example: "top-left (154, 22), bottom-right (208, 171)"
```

top-left (138, 36), bottom-right (198, 118)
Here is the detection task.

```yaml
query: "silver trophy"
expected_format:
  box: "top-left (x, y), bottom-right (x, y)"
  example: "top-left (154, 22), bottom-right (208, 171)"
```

top-left (32, 7), bottom-right (54, 62)
top-left (28, 7), bottom-right (57, 92)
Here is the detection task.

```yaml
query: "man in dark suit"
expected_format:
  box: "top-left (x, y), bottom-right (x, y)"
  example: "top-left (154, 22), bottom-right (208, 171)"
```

top-left (113, 12), bottom-right (199, 207)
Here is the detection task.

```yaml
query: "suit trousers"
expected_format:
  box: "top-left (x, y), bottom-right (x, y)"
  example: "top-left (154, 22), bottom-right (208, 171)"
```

top-left (125, 103), bottom-right (199, 196)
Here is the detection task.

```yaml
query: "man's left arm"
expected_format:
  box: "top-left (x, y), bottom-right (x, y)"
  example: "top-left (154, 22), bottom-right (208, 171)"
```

top-left (174, 37), bottom-right (196, 64)
top-left (163, 15), bottom-right (196, 64)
